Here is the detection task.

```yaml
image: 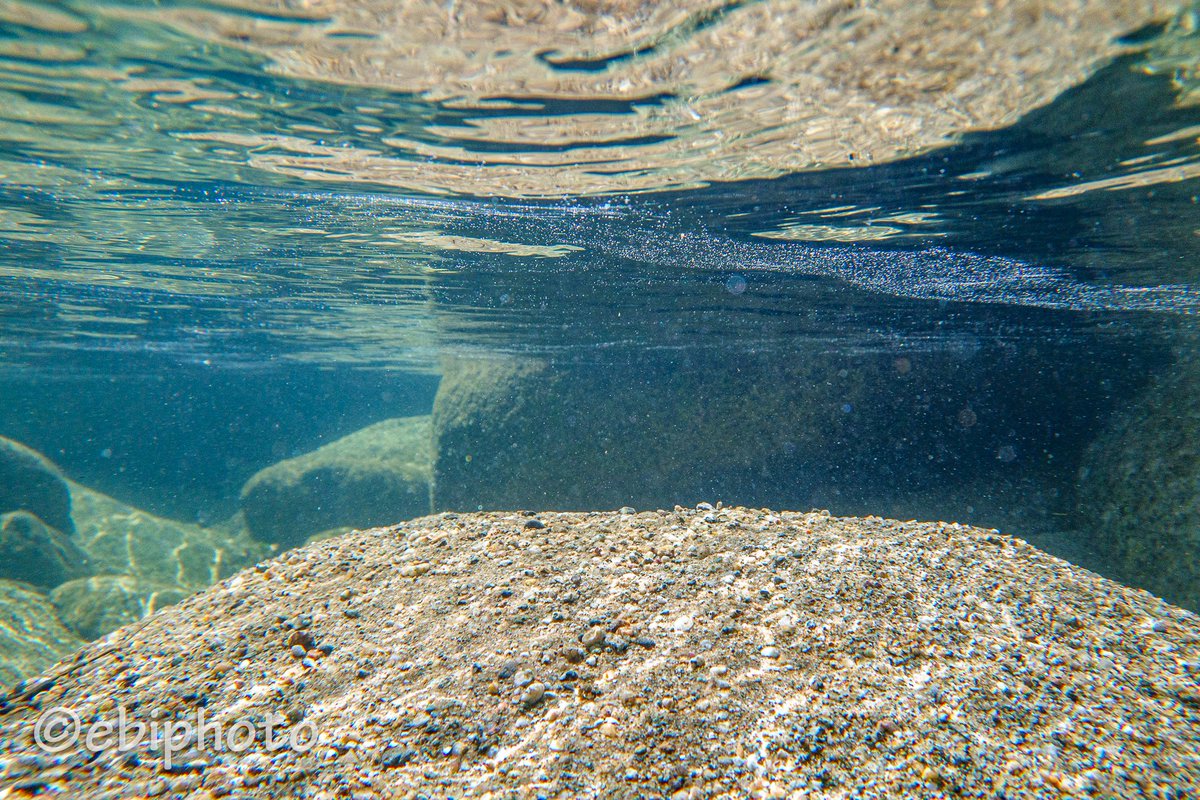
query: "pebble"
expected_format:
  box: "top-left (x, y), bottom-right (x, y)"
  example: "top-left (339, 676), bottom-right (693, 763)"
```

top-left (287, 630), bottom-right (315, 650)
top-left (581, 626), bottom-right (606, 649)
top-left (520, 682), bottom-right (546, 709)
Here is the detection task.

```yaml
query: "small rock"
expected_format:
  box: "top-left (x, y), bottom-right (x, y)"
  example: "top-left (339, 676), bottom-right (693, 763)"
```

top-left (761, 646), bottom-right (781, 659)
top-left (288, 630), bottom-right (315, 650)
top-left (581, 626), bottom-right (606, 649)
top-left (524, 519), bottom-right (546, 530)
top-left (520, 682), bottom-right (546, 709)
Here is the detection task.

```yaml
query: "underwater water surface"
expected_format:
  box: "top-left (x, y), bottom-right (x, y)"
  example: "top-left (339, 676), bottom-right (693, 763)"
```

top-left (0, 0), bottom-right (1199, 685)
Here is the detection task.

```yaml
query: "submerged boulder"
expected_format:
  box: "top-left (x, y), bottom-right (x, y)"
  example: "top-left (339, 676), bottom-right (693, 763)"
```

top-left (431, 355), bottom-right (920, 512)
top-left (0, 511), bottom-right (89, 589)
top-left (70, 482), bottom-right (267, 590)
top-left (1, 508), bottom-right (1196, 796)
top-left (50, 575), bottom-right (188, 641)
top-left (0, 436), bottom-right (73, 535)
top-left (1077, 332), bottom-right (1200, 610)
top-left (431, 349), bottom-right (1138, 518)
top-left (0, 579), bottom-right (84, 690)
top-left (240, 415), bottom-right (432, 548)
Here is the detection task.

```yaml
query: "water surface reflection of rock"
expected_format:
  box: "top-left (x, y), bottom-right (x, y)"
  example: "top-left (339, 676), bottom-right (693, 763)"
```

top-left (118, 0), bottom-right (1188, 197)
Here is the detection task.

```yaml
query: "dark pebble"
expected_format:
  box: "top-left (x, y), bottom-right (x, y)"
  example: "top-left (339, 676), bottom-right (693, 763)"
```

top-left (288, 630), bottom-right (316, 650)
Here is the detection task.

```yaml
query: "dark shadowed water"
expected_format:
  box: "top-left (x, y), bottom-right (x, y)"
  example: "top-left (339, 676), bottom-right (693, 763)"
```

top-left (0, 0), bottom-right (1198, 683)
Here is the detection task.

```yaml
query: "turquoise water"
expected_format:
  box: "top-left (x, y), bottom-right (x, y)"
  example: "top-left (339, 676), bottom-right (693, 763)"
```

top-left (0, 0), bottom-right (1199, 683)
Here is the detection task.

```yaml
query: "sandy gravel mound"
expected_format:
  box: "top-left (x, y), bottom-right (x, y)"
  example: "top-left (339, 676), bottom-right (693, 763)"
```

top-left (2, 507), bottom-right (1198, 798)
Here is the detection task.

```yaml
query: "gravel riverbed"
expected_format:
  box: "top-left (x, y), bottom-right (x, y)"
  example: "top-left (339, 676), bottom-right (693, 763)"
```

top-left (2, 506), bottom-right (1198, 799)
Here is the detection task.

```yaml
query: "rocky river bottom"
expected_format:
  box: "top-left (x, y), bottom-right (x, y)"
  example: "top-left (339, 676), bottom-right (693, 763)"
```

top-left (1, 507), bottom-right (1196, 799)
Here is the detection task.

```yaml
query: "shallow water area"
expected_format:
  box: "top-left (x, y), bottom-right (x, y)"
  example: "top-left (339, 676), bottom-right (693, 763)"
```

top-left (0, 3), bottom-right (1198, 791)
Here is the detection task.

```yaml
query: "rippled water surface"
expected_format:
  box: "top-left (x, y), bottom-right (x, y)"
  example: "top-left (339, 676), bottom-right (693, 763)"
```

top-left (1, 0), bottom-right (1198, 367)
top-left (0, 0), bottom-right (1199, 682)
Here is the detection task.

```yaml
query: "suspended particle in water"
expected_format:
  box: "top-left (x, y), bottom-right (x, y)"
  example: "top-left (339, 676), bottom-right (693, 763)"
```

top-left (724, 274), bottom-right (747, 295)
top-left (893, 357), bottom-right (912, 375)
top-left (997, 445), bottom-right (1018, 463)
top-left (841, 403), bottom-right (853, 414)
top-left (957, 407), bottom-right (978, 428)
